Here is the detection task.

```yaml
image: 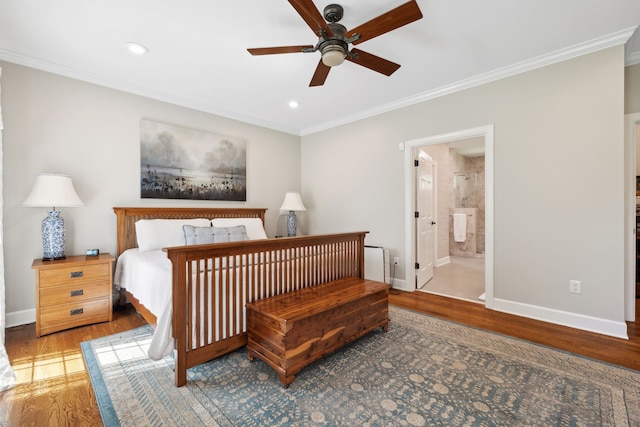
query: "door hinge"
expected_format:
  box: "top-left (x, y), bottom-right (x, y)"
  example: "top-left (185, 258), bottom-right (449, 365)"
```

top-left (414, 159), bottom-right (419, 167)
top-left (414, 211), bottom-right (419, 218)
top-left (415, 262), bottom-right (420, 269)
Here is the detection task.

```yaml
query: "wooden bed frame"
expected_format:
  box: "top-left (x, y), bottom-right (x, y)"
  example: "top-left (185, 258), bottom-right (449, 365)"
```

top-left (113, 206), bottom-right (367, 386)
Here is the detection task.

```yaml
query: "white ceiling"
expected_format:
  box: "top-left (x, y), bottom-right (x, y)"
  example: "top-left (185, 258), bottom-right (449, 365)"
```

top-left (1, 1), bottom-right (639, 136)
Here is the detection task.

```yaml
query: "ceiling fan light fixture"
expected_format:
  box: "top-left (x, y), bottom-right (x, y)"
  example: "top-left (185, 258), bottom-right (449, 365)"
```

top-left (246, 0), bottom-right (424, 86)
top-left (321, 45), bottom-right (346, 67)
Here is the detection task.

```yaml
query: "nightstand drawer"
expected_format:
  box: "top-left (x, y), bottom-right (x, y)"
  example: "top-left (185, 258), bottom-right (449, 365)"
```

top-left (40, 281), bottom-right (110, 306)
top-left (33, 254), bottom-right (115, 337)
top-left (39, 297), bottom-right (111, 336)
top-left (38, 263), bottom-right (110, 287)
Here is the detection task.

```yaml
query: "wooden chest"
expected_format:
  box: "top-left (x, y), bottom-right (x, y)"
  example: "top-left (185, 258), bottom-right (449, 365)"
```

top-left (246, 277), bottom-right (390, 387)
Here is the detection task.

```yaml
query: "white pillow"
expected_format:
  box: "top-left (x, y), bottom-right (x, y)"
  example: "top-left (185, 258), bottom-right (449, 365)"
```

top-left (135, 218), bottom-right (211, 251)
top-left (211, 218), bottom-right (267, 240)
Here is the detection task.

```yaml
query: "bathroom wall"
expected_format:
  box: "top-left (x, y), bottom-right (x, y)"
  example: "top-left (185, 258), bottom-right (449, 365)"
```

top-left (419, 144), bottom-right (486, 261)
top-left (450, 207), bottom-right (478, 257)
top-left (450, 151), bottom-right (485, 254)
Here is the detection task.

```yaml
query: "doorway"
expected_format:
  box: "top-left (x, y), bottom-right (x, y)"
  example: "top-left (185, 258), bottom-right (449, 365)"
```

top-left (624, 113), bottom-right (640, 321)
top-left (404, 125), bottom-right (494, 308)
top-left (416, 138), bottom-right (486, 302)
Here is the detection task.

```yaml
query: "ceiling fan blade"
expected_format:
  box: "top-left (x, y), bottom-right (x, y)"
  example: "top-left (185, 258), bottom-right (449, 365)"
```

top-left (309, 60), bottom-right (331, 86)
top-left (247, 46), bottom-right (313, 55)
top-left (347, 0), bottom-right (423, 45)
top-left (288, 0), bottom-right (333, 37)
top-left (347, 48), bottom-right (401, 76)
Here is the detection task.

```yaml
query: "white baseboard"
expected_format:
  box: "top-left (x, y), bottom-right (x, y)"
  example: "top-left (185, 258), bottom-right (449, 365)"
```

top-left (391, 278), bottom-right (408, 291)
top-left (387, 285), bottom-right (628, 340)
top-left (393, 257), bottom-right (448, 290)
top-left (435, 256), bottom-right (450, 267)
top-left (6, 308), bottom-right (36, 329)
top-left (492, 298), bottom-right (629, 340)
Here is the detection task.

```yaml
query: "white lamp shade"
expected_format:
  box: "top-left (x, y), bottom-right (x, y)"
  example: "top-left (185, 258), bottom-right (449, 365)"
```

top-left (280, 192), bottom-right (306, 212)
top-left (23, 173), bottom-right (84, 208)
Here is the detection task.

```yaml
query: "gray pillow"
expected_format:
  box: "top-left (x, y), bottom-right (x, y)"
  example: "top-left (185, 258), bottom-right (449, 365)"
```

top-left (183, 225), bottom-right (249, 245)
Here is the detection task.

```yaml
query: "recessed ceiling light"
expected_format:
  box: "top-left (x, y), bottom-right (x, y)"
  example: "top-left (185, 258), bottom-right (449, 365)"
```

top-left (126, 42), bottom-right (148, 55)
top-left (288, 100), bottom-right (300, 109)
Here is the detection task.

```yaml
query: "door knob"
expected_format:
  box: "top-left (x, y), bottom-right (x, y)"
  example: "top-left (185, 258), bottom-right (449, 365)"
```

top-left (431, 221), bottom-right (436, 225)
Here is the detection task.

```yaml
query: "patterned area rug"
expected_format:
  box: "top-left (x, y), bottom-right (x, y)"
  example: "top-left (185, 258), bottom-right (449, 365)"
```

top-left (81, 307), bottom-right (640, 426)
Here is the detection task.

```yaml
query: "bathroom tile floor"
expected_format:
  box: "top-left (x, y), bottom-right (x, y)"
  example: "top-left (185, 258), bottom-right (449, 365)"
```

top-left (419, 255), bottom-right (485, 303)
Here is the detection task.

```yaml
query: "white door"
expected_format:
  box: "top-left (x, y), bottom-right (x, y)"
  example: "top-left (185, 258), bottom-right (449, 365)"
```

top-left (416, 152), bottom-right (435, 288)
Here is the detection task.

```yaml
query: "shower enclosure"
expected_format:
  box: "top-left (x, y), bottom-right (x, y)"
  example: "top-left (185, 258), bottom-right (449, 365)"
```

top-left (451, 170), bottom-right (484, 257)
top-left (453, 171), bottom-right (477, 208)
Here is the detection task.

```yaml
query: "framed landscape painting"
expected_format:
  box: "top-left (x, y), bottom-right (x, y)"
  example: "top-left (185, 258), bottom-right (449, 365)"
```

top-left (140, 120), bottom-right (246, 201)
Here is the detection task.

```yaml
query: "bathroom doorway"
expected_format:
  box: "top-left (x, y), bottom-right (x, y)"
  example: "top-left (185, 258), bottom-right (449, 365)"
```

top-left (403, 125), bottom-right (494, 307)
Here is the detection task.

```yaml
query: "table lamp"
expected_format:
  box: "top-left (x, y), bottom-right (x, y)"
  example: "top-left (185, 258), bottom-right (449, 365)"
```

top-left (23, 173), bottom-right (84, 260)
top-left (280, 192), bottom-right (306, 237)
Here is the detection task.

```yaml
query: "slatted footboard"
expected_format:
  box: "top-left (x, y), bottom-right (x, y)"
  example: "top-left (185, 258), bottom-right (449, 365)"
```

top-left (165, 232), bottom-right (367, 386)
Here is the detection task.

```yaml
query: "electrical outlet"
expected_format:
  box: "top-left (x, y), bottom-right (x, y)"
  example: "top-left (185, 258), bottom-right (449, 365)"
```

top-left (569, 280), bottom-right (581, 294)
top-left (393, 257), bottom-right (400, 265)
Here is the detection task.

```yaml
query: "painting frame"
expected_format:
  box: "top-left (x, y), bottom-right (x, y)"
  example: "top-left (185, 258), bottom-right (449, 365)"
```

top-left (140, 120), bottom-right (247, 201)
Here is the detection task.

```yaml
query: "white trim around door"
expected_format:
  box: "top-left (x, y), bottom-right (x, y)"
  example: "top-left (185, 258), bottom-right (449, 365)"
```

top-left (624, 113), bottom-right (640, 321)
top-left (403, 125), bottom-right (494, 309)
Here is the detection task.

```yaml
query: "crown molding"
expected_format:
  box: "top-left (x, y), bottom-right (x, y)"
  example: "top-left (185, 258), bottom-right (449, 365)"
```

top-left (301, 26), bottom-right (638, 136)
top-left (1, 26), bottom-right (636, 138)
top-left (0, 48), bottom-right (301, 136)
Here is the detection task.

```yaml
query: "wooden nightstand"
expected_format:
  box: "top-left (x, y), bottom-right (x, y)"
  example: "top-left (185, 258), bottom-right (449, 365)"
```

top-left (32, 253), bottom-right (115, 337)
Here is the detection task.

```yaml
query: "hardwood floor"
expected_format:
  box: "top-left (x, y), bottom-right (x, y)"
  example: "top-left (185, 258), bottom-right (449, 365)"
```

top-left (390, 290), bottom-right (640, 371)
top-left (1, 304), bottom-right (147, 426)
top-left (2, 293), bottom-right (639, 426)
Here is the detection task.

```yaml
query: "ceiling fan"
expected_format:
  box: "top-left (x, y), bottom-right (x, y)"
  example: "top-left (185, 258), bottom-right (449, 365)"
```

top-left (247, 0), bottom-right (423, 87)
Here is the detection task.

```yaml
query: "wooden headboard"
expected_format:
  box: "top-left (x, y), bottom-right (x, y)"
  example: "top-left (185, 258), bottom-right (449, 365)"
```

top-left (113, 207), bottom-right (267, 256)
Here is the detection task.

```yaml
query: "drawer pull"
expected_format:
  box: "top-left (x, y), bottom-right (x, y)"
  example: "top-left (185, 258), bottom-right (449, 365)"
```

top-left (70, 308), bottom-right (84, 316)
top-left (70, 289), bottom-right (84, 297)
top-left (70, 271), bottom-right (84, 278)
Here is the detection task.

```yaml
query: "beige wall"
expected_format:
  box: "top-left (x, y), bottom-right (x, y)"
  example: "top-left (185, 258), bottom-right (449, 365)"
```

top-left (625, 63), bottom-right (640, 114)
top-left (1, 61), bottom-right (301, 324)
top-left (302, 46), bottom-right (626, 331)
top-left (1, 47), bottom-right (633, 334)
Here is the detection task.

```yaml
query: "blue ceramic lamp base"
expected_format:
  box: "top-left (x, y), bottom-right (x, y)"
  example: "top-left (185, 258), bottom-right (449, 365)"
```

top-left (287, 211), bottom-right (297, 237)
top-left (41, 210), bottom-right (66, 260)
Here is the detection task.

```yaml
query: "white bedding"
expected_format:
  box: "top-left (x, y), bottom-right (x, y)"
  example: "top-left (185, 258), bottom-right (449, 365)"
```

top-left (114, 217), bottom-right (270, 360)
top-left (114, 247), bottom-right (295, 360)
top-left (114, 248), bottom-right (175, 359)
